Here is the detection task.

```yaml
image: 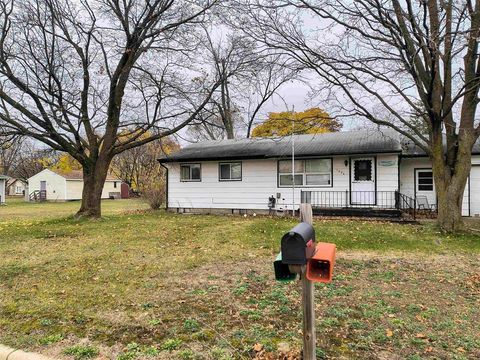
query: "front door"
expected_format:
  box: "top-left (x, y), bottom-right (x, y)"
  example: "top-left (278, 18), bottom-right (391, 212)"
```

top-left (351, 157), bottom-right (376, 205)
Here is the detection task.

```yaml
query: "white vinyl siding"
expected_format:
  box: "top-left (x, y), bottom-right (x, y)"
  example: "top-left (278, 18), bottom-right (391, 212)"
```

top-left (28, 169), bottom-right (66, 201)
top-left (400, 157), bottom-right (470, 216)
top-left (28, 169), bottom-right (120, 201)
top-left (0, 179), bottom-right (5, 204)
top-left (166, 154), bottom-right (399, 211)
top-left (470, 166), bottom-right (480, 217)
top-left (66, 180), bottom-right (120, 200)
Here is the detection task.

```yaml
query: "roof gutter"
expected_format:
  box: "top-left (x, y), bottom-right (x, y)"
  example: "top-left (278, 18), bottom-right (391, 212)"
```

top-left (401, 151), bottom-right (480, 158)
top-left (158, 150), bottom-right (403, 164)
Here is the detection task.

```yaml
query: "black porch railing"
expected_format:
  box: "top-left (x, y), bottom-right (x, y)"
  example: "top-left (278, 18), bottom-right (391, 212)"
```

top-left (300, 190), bottom-right (416, 218)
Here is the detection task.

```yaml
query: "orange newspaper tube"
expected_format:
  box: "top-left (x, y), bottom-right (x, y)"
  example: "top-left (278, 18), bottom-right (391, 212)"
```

top-left (306, 243), bottom-right (336, 283)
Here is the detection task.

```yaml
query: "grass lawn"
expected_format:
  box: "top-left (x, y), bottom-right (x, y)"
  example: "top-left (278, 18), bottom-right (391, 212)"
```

top-left (1, 197), bottom-right (149, 220)
top-left (0, 200), bottom-right (479, 359)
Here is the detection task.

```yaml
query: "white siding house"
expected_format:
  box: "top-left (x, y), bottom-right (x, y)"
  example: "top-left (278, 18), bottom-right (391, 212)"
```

top-left (160, 130), bottom-right (480, 217)
top-left (165, 154), bottom-right (400, 212)
top-left (0, 175), bottom-right (7, 204)
top-left (27, 169), bottom-right (122, 201)
top-left (399, 158), bottom-right (472, 216)
top-left (7, 178), bottom-right (26, 196)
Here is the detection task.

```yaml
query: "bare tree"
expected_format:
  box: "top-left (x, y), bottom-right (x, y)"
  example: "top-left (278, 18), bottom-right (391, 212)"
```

top-left (187, 25), bottom-right (296, 140)
top-left (0, 138), bottom-right (55, 181)
top-left (243, 56), bottom-right (297, 137)
top-left (188, 103), bottom-right (243, 140)
top-left (241, 0), bottom-right (480, 232)
top-left (110, 136), bottom-right (178, 192)
top-left (0, 0), bottom-right (223, 217)
top-left (0, 134), bottom-right (22, 175)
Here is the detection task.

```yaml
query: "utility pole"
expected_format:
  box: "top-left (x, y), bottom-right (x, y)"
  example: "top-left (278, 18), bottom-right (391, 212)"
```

top-left (291, 106), bottom-right (295, 216)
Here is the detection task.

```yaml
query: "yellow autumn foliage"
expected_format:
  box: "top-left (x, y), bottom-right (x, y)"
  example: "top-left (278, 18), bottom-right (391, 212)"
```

top-left (49, 153), bottom-right (82, 173)
top-left (251, 107), bottom-right (341, 137)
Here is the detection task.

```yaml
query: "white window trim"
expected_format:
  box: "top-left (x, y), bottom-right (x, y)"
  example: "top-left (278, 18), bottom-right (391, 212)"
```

top-left (180, 163), bottom-right (202, 182)
top-left (278, 158), bottom-right (333, 188)
top-left (416, 169), bottom-right (434, 192)
top-left (219, 162), bottom-right (242, 182)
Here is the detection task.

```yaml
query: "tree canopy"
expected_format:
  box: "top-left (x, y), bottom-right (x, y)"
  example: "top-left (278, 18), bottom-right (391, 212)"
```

top-left (239, 0), bottom-right (480, 232)
top-left (0, 0), bottom-right (222, 217)
top-left (111, 135), bottom-right (179, 192)
top-left (251, 108), bottom-right (341, 137)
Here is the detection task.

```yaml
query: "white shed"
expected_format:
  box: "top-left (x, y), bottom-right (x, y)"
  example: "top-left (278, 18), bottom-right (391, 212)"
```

top-left (0, 175), bottom-right (7, 204)
top-left (27, 169), bottom-right (122, 201)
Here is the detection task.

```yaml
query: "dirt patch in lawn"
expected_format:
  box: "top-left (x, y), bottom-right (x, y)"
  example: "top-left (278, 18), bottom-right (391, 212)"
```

top-left (6, 251), bottom-right (477, 360)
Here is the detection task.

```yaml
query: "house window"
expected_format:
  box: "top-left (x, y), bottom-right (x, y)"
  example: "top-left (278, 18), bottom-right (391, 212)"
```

top-left (16, 186), bottom-right (22, 194)
top-left (354, 160), bottom-right (372, 181)
top-left (180, 164), bottom-right (201, 182)
top-left (278, 159), bottom-right (332, 187)
top-left (219, 162), bottom-right (242, 181)
top-left (417, 170), bottom-right (433, 191)
top-left (114, 182), bottom-right (117, 188)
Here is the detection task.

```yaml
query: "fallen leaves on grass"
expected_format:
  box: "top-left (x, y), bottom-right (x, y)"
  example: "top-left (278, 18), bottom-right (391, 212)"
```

top-left (465, 274), bottom-right (480, 293)
top-left (253, 349), bottom-right (301, 360)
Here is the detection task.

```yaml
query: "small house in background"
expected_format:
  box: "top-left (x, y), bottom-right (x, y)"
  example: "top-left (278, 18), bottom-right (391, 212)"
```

top-left (7, 178), bottom-right (26, 196)
top-left (27, 169), bottom-right (123, 202)
top-left (0, 175), bottom-right (7, 204)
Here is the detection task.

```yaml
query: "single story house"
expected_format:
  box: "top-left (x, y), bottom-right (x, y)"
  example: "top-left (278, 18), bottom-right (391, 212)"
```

top-left (0, 175), bottom-right (7, 204)
top-left (27, 169), bottom-right (123, 201)
top-left (159, 130), bottom-right (480, 217)
top-left (6, 178), bottom-right (26, 196)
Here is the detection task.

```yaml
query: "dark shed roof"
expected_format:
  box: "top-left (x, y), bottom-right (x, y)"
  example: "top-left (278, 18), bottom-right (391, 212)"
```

top-left (159, 130), bottom-right (404, 163)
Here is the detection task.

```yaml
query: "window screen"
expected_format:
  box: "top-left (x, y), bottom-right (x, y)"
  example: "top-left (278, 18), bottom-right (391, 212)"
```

top-left (279, 174), bottom-right (304, 186)
top-left (278, 159), bottom-right (332, 187)
top-left (180, 164), bottom-right (201, 181)
top-left (219, 162), bottom-right (242, 181)
top-left (305, 159), bottom-right (331, 185)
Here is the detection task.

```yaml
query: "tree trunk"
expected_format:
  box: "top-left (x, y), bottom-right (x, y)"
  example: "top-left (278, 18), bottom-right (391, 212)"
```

top-left (436, 181), bottom-right (464, 232)
top-left (76, 157), bottom-right (111, 219)
top-left (431, 133), bottom-right (472, 233)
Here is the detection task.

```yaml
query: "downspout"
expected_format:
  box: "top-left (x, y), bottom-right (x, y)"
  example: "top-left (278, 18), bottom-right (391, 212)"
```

top-left (159, 162), bottom-right (169, 211)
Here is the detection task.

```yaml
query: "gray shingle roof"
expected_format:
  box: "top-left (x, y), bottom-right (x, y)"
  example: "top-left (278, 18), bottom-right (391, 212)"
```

top-left (159, 129), bottom-right (480, 163)
top-left (401, 135), bottom-right (480, 156)
top-left (159, 130), bottom-right (403, 163)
